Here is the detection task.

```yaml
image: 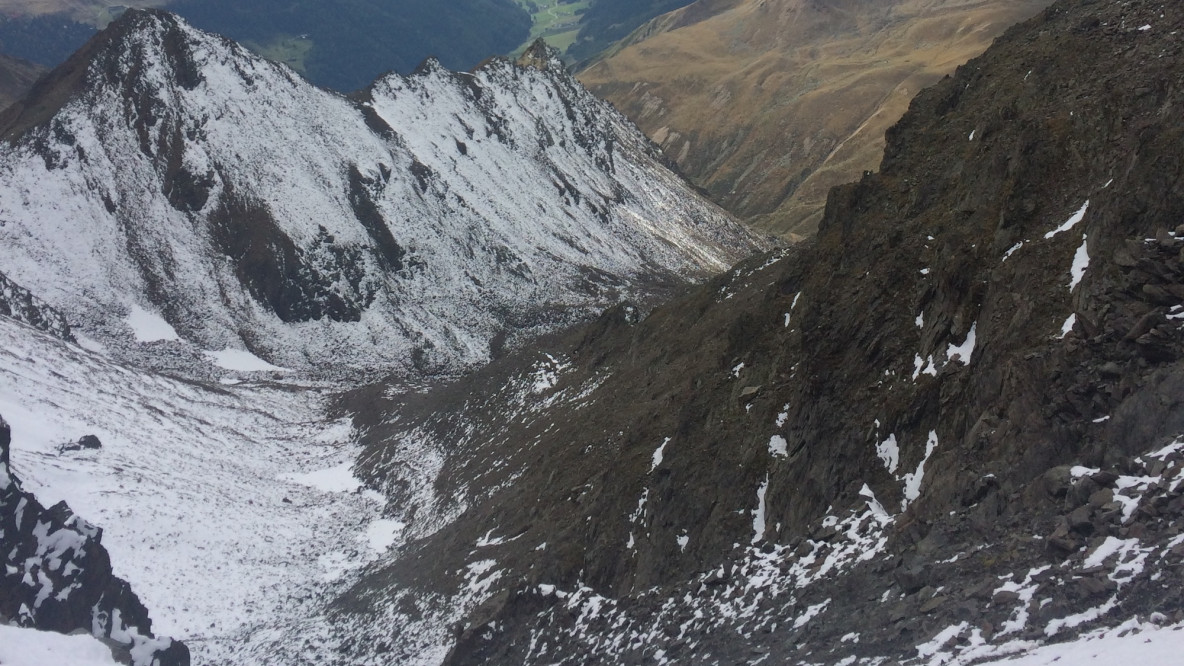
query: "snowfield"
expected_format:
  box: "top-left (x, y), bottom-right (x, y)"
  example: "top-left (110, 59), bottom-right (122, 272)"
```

top-left (0, 317), bottom-right (397, 663)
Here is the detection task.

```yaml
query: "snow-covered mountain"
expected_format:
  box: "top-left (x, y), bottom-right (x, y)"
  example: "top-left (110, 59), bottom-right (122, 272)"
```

top-left (9, 1), bottom-right (1184, 665)
top-left (0, 9), bottom-right (767, 379)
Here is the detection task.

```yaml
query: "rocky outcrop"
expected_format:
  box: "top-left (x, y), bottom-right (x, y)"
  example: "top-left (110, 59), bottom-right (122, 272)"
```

top-left (0, 270), bottom-right (73, 342)
top-left (0, 416), bottom-right (189, 666)
top-left (304, 0), bottom-right (1184, 663)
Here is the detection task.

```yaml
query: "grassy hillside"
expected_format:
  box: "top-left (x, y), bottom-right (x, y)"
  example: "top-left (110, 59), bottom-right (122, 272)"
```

top-left (511, 0), bottom-right (589, 54)
top-left (580, 0), bottom-right (1053, 239)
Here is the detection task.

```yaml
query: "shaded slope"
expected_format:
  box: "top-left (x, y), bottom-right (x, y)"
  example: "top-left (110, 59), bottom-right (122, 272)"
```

top-left (0, 53), bottom-right (46, 111)
top-left (580, 0), bottom-right (1051, 238)
top-left (314, 1), bottom-right (1184, 663)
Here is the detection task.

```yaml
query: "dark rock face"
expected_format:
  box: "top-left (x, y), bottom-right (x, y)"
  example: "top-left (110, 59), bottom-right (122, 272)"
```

top-left (322, 0), bottom-right (1184, 662)
top-left (59, 434), bottom-right (102, 452)
top-left (0, 416), bottom-right (189, 666)
top-left (0, 270), bottom-right (74, 342)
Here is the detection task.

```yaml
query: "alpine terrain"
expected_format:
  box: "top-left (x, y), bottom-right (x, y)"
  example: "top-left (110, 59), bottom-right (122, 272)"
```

top-left (4, 0), bottom-right (1184, 665)
top-left (0, 8), bottom-right (766, 665)
top-left (0, 9), bottom-right (767, 380)
top-left (580, 0), bottom-right (1053, 238)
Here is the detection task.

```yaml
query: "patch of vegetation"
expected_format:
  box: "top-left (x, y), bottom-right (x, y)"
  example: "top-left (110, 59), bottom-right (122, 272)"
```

top-left (511, 0), bottom-right (589, 56)
top-left (244, 34), bottom-right (315, 74)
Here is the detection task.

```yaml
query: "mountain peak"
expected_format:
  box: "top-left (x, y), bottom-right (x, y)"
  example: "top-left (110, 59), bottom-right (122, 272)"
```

top-left (0, 11), bottom-right (768, 378)
top-left (516, 39), bottom-right (565, 72)
top-left (0, 8), bottom-right (205, 142)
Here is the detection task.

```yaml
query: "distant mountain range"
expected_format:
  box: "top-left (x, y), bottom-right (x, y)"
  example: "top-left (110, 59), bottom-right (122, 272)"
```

top-left (0, 0), bottom-right (706, 93)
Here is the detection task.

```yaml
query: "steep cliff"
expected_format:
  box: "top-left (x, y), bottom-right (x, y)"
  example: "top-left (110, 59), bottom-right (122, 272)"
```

top-left (0, 416), bottom-right (190, 666)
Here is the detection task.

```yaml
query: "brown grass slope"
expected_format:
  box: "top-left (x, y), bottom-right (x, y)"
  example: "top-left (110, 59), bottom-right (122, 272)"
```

top-left (0, 54), bottom-right (46, 111)
top-left (580, 0), bottom-right (1051, 239)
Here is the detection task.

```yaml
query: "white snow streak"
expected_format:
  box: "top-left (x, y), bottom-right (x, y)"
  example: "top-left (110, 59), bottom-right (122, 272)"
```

top-left (1044, 200), bottom-right (1090, 239)
top-left (1070, 235), bottom-right (1090, 290)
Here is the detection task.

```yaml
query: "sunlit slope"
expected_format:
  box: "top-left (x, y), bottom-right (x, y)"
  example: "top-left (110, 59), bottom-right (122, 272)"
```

top-left (581, 0), bottom-right (1050, 239)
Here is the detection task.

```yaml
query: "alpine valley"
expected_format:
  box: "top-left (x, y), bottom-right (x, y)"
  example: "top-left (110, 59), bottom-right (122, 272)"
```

top-left (3, 1), bottom-right (1184, 666)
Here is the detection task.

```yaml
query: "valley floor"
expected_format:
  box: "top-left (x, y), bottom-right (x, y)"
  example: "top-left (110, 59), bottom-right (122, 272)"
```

top-left (5, 308), bottom-right (1184, 665)
top-left (0, 317), bottom-right (404, 663)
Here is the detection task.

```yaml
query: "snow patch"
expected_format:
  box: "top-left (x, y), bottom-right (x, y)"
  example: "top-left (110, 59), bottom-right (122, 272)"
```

top-left (901, 431), bottom-right (939, 510)
top-left (913, 354), bottom-right (937, 380)
top-left (1044, 200), bottom-right (1090, 239)
top-left (0, 625), bottom-right (120, 666)
top-left (1061, 314), bottom-right (1077, 338)
top-left (280, 461), bottom-right (364, 493)
top-left (876, 434), bottom-right (900, 474)
top-left (204, 348), bottom-right (290, 372)
top-left (946, 322), bottom-right (977, 365)
top-left (125, 305), bottom-right (179, 343)
top-left (365, 519), bottom-right (406, 552)
top-left (793, 599), bottom-right (830, 629)
top-left (1070, 235), bottom-right (1090, 291)
top-left (650, 437), bottom-right (672, 472)
top-left (752, 475), bottom-right (769, 544)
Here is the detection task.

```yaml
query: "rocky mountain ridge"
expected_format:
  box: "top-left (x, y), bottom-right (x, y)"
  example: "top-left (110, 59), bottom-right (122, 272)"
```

top-left (0, 269), bottom-right (73, 342)
top-left (266, 0), bottom-right (1184, 663)
top-left (3, 0), bottom-right (1184, 664)
top-left (0, 9), bottom-right (767, 380)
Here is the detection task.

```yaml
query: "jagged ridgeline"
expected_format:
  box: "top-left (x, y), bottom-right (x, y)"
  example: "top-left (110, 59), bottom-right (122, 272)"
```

top-left (0, 9), bottom-right (768, 379)
top-left (274, 0), bottom-right (1184, 663)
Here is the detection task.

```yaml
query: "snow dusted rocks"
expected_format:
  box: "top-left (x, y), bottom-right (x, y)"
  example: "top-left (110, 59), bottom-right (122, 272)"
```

top-left (0, 416), bottom-right (189, 666)
top-left (0, 10), bottom-right (768, 379)
top-left (300, 1), bottom-right (1184, 663)
top-left (0, 270), bottom-right (73, 342)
